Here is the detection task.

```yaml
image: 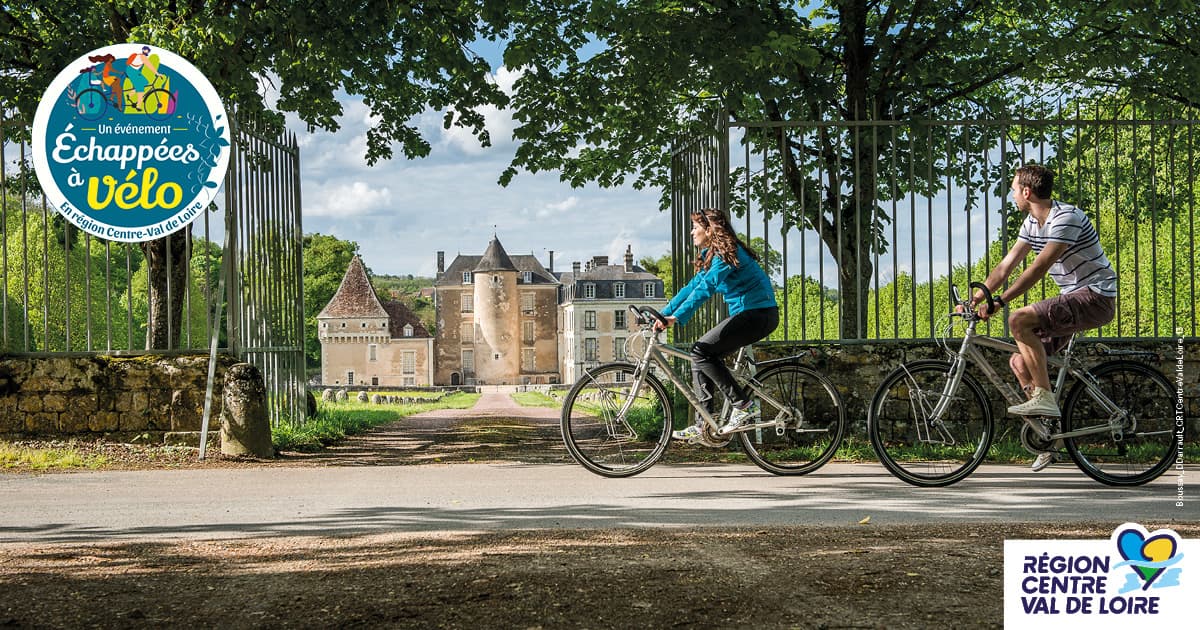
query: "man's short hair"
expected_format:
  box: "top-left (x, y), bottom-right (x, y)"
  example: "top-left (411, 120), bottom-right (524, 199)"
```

top-left (1015, 164), bottom-right (1053, 199)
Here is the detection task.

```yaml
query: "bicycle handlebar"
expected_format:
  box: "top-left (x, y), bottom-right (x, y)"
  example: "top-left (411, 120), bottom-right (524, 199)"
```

top-left (629, 304), bottom-right (670, 329)
top-left (950, 282), bottom-right (1001, 320)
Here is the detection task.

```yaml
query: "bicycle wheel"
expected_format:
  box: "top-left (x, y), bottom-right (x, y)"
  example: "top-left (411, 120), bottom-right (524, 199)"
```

top-left (143, 88), bottom-right (176, 120)
top-left (560, 362), bottom-right (672, 478)
top-left (739, 363), bottom-right (845, 475)
top-left (75, 88), bottom-right (107, 121)
top-left (868, 360), bottom-right (994, 487)
top-left (1062, 360), bottom-right (1179, 487)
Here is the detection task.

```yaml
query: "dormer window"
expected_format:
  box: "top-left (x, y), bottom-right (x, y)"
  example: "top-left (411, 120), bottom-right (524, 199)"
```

top-left (614, 282), bottom-right (625, 299)
top-left (644, 283), bottom-right (656, 298)
top-left (462, 272), bottom-right (473, 284)
top-left (403, 324), bottom-right (414, 337)
top-left (522, 271), bottom-right (532, 283)
top-left (583, 283), bottom-right (596, 299)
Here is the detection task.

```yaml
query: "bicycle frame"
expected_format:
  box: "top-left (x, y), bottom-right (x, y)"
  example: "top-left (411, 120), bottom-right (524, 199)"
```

top-left (620, 327), bottom-right (798, 437)
top-left (933, 318), bottom-right (1131, 442)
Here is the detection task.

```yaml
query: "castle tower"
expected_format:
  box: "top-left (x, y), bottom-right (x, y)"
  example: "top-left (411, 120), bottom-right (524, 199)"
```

top-left (472, 235), bottom-right (520, 383)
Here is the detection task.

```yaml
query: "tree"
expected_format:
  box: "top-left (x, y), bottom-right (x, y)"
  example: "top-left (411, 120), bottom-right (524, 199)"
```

top-left (302, 233), bottom-right (359, 368)
top-left (496, 1), bottom-right (1200, 339)
top-left (1, 1), bottom-right (511, 347)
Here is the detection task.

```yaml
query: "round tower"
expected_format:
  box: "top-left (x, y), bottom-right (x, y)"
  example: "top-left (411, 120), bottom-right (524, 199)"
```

top-left (472, 235), bottom-right (520, 384)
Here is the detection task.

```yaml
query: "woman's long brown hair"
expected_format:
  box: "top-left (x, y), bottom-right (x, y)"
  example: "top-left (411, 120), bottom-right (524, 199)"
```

top-left (692, 208), bottom-right (760, 272)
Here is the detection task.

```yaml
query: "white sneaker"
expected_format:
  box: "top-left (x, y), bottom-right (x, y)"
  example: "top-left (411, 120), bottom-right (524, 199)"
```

top-left (1031, 452), bottom-right (1058, 472)
top-left (672, 424), bottom-right (703, 442)
top-left (719, 401), bottom-right (760, 435)
top-left (1007, 387), bottom-right (1061, 417)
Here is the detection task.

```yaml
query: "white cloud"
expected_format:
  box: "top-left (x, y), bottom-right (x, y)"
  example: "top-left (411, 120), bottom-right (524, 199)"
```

top-left (305, 181), bottom-right (393, 217)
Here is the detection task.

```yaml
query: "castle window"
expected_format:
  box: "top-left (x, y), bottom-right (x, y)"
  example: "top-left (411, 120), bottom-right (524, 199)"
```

top-left (462, 272), bottom-right (472, 284)
top-left (521, 292), bottom-right (535, 314)
top-left (614, 282), bottom-right (625, 299)
top-left (522, 271), bottom-right (532, 283)
top-left (522, 348), bottom-right (535, 371)
top-left (643, 283), bottom-right (656, 298)
top-left (490, 274), bottom-right (501, 288)
top-left (404, 377), bottom-right (415, 386)
top-left (584, 310), bottom-right (596, 330)
top-left (461, 321), bottom-right (474, 342)
top-left (322, 322), bottom-right (327, 328)
top-left (371, 377), bottom-right (379, 386)
top-left (461, 350), bottom-right (474, 371)
top-left (403, 324), bottom-right (414, 337)
top-left (583, 283), bottom-right (596, 299)
top-left (368, 344), bottom-right (377, 362)
top-left (362, 322), bottom-right (368, 328)
top-left (614, 310), bottom-right (626, 330)
top-left (402, 351), bottom-right (416, 375)
top-left (523, 320), bottom-right (535, 344)
top-left (346, 371), bottom-right (355, 385)
top-left (461, 294), bottom-right (473, 312)
top-left (584, 338), bottom-right (599, 362)
top-left (341, 322), bottom-right (346, 328)
top-left (614, 337), bottom-right (626, 361)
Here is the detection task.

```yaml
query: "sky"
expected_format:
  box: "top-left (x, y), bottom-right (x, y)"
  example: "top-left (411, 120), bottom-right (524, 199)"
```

top-left (289, 66), bottom-right (670, 279)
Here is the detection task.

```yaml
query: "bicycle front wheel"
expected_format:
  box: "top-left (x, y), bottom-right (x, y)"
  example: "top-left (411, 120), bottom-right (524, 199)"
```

top-left (1062, 360), bottom-right (1179, 487)
top-left (739, 363), bottom-right (845, 475)
top-left (143, 88), bottom-right (176, 120)
top-left (868, 360), bottom-right (994, 487)
top-left (560, 362), bottom-right (672, 478)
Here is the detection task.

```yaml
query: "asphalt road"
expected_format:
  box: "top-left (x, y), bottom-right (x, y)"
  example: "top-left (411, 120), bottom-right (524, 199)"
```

top-left (2, 461), bottom-right (1192, 543)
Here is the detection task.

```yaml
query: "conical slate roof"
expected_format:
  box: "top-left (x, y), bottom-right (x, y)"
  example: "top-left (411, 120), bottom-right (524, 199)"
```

top-left (317, 255), bottom-right (388, 319)
top-left (472, 235), bottom-right (518, 272)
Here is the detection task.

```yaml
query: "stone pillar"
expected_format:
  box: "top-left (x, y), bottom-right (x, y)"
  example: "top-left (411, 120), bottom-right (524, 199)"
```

top-left (220, 363), bottom-right (274, 458)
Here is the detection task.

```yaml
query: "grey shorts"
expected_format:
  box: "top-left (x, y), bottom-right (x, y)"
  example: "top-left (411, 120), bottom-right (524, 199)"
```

top-left (1031, 288), bottom-right (1116, 355)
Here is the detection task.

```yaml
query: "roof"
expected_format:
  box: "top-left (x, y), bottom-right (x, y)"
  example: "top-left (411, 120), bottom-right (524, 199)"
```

top-left (382, 301), bottom-right (431, 338)
top-left (317, 256), bottom-right (388, 319)
top-left (473, 235), bottom-right (518, 272)
top-left (437, 251), bottom-right (559, 286)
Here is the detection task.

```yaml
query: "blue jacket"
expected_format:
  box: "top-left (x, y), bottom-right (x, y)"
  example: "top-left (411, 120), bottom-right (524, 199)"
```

top-left (662, 246), bottom-right (776, 326)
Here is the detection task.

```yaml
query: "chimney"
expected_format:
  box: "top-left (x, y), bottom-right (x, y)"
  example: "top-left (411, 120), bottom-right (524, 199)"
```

top-left (437, 251), bottom-right (445, 274)
top-left (572, 261), bottom-right (581, 275)
top-left (549, 250), bottom-right (554, 273)
top-left (592, 255), bottom-right (608, 268)
top-left (624, 245), bottom-right (634, 272)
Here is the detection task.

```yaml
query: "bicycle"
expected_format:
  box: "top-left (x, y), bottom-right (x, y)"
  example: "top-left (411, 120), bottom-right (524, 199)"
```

top-left (559, 305), bottom-right (846, 478)
top-left (75, 70), bottom-right (176, 122)
top-left (867, 281), bottom-right (1179, 488)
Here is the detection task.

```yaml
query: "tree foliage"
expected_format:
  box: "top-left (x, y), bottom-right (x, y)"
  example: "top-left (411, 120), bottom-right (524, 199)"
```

top-left (302, 233), bottom-right (359, 367)
top-left (494, 1), bottom-right (1200, 338)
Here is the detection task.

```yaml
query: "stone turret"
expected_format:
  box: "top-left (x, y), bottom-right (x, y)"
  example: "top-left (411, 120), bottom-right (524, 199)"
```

top-left (472, 235), bottom-right (520, 384)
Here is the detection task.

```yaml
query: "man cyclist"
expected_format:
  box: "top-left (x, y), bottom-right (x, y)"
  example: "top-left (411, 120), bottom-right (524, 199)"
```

top-left (970, 163), bottom-right (1117, 471)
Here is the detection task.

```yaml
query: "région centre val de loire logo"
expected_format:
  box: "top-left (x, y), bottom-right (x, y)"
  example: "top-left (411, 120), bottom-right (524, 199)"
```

top-left (32, 44), bottom-right (230, 242)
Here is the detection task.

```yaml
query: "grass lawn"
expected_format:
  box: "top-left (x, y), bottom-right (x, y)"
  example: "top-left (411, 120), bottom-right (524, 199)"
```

top-left (509, 391), bottom-right (561, 407)
top-left (272, 392), bottom-right (482, 452)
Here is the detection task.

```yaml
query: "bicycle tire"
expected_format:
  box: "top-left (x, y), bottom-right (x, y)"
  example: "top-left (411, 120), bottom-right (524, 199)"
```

top-left (1062, 360), bottom-right (1179, 487)
top-left (143, 88), bottom-right (176, 121)
top-left (75, 88), bottom-right (107, 121)
top-left (560, 362), bottom-right (673, 478)
top-left (868, 360), bottom-right (994, 487)
top-left (738, 363), bottom-right (845, 475)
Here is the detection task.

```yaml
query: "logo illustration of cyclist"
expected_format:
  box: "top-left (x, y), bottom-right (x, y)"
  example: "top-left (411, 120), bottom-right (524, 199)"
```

top-left (72, 45), bottom-right (178, 121)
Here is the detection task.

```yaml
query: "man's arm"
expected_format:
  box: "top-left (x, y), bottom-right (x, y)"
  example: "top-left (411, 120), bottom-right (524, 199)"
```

top-left (973, 241), bottom-right (1033, 304)
top-left (998, 241), bottom-right (1068, 304)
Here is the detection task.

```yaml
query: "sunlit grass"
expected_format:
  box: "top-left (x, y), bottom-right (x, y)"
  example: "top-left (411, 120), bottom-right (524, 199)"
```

top-left (0, 444), bottom-right (108, 470)
top-left (271, 392), bottom-right (481, 452)
top-left (510, 391), bottom-right (560, 407)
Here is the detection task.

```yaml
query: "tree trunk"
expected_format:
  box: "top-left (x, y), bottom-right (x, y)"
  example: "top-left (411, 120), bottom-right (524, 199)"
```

top-left (141, 226), bottom-right (192, 350)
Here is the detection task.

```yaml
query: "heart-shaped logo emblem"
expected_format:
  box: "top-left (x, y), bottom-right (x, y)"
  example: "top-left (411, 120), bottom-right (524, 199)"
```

top-left (1116, 526), bottom-right (1179, 589)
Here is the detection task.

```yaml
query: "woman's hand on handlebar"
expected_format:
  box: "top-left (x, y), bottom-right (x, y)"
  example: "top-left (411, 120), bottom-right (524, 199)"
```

top-left (653, 315), bottom-right (676, 332)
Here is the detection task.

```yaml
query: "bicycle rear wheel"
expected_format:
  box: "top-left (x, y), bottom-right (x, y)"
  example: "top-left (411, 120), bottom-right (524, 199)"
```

top-left (560, 362), bottom-right (672, 478)
top-left (75, 88), bottom-right (107, 121)
top-left (868, 360), bottom-right (994, 487)
top-left (1062, 360), bottom-right (1179, 486)
top-left (739, 363), bottom-right (845, 475)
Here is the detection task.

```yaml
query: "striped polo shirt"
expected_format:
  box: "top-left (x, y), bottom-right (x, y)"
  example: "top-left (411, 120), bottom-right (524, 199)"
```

top-left (1016, 201), bottom-right (1117, 297)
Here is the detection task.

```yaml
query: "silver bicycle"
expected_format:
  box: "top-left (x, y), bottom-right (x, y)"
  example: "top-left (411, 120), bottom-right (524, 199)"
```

top-left (867, 282), bottom-right (1179, 487)
top-left (559, 305), bottom-right (846, 478)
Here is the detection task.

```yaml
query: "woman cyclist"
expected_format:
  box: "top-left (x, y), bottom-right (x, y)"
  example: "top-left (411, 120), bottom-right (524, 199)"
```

top-left (656, 208), bottom-right (779, 441)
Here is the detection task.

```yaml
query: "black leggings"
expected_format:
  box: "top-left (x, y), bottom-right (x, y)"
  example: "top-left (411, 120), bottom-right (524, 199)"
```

top-left (690, 306), bottom-right (779, 410)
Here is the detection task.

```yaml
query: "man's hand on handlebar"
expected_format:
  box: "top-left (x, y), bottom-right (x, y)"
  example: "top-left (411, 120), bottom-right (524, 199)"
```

top-left (653, 315), bottom-right (676, 332)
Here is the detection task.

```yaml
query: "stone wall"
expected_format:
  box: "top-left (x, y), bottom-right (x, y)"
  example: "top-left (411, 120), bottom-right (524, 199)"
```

top-left (755, 338), bottom-right (1200, 438)
top-left (0, 354), bottom-right (239, 444)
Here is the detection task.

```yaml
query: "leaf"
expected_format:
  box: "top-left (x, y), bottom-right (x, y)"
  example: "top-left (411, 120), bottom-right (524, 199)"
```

top-left (858, 516), bottom-right (871, 525)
